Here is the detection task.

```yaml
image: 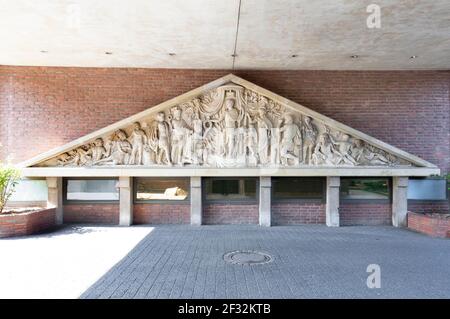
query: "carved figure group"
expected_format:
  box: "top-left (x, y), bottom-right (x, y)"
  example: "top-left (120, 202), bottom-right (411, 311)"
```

top-left (51, 84), bottom-right (407, 168)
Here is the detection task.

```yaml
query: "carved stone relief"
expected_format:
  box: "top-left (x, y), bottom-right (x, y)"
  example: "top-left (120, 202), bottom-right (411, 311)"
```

top-left (38, 84), bottom-right (412, 168)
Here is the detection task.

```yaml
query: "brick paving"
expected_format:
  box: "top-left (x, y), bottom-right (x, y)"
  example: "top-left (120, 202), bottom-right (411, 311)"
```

top-left (81, 225), bottom-right (450, 299)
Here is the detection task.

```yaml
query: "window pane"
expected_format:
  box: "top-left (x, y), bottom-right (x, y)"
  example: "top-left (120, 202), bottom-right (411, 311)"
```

top-left (67, 179), bottom-right (119, 201)
top-left (205, 178), bottom-right (257, 201)
top-left (212, 179), bottom-right (239, 194)
top-left (273, 178), bottom-right (324, 199)
top-left (340, 178), bottom-right (389, 200)
top-left (408, 179), bottom-right (447, 200)
top-left (9, 179), bottom-right (48, 202)
top-left (135, 178), bottom-right (189, 201)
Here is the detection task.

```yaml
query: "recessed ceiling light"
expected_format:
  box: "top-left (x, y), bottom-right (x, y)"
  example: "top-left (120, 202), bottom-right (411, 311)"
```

top-left (291, 54), bottom-right (298, 58)
top-left (168, 52), bottom-right (176, 56)
top-left (105, 51), bottom-right (113, 55)
top-left (350, 55), bottom-right (359, 59)
top-left (410, 55), bottom-right (418, 59)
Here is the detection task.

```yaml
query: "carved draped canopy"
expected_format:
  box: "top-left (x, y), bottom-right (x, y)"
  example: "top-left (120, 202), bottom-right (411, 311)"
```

top-left (21, 74), bottom-right (437, 174)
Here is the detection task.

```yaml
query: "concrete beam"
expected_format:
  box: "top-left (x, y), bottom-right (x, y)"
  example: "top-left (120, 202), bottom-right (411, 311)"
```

top-left (21, 166), bottom-right (440, 178)
top-left (259, 177), bottom-right (271, 227)
top-left (46, 177), bottom-right (63, 225)
top-left (190, 177), bottom-right (202, 226)
top-left (392, 177), bottom-right (408, 227)
top-left (326, 176), bottom-right (340, 227)
top-left (118, 176), bottom-right (133, 226)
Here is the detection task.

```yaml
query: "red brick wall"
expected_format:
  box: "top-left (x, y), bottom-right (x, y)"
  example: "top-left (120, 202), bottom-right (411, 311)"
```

top-left (1, 67), bottom-right (448, 175)
top-left (133, 203), bottom-right (190, 224)
top-left (63, 204), bottom-right (119, 224)
top-left (408, 200), bottom-right (449, 214)
top-left (1, 67), bottom-right (448, 217)
top-left (203, 203), bottom-right (259, 225)
top-left (340, 202), bottom-right (392, 226)
top-left (0, 208), bottom-right (56, 238)
top-left (272, 201), bottom-right (325, 225)
top-left (408, 212), bottom-right (450, 238)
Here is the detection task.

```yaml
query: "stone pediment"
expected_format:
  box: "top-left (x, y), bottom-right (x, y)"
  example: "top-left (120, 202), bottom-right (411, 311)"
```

top-left (20, 74), bottom-right (437, 174)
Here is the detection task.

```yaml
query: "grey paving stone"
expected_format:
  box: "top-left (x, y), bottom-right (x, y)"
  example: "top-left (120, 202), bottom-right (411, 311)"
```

top-left (80, 225), bottom-right (450, 299)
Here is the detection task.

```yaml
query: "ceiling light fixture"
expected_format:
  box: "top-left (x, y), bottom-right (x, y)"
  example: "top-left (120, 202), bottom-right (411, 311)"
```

top-left (410, 55), bottom-right (418, 59)
top-left (350, 55), bottom-right (359, 59)
top-left (105, 51), bottom-right (113, 55)
top-left (168, 53), bottom-right (176, 56)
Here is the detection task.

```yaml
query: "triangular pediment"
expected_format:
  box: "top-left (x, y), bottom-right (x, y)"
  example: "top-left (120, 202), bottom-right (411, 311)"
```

top-left (20, 74), bottom-right (436, 170)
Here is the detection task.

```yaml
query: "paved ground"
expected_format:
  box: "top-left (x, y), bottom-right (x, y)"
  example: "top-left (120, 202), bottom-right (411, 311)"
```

top-left (79, 225), bottom-right (450, 299)
top-left (0, 225), bottom-right (153, 298)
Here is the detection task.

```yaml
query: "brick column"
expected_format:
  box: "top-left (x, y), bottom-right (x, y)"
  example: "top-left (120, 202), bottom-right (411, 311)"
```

top-left (259, 176), bottom-right (271, 227)
top-left (119, 176), bottom-right (133, 226)
top-left (190, 177), bottom-right (202, 226)
top-left (392, 177), bottom-right (408, 227)
top-left (326, 176), bottom-right (340, 227)
top-left (46, 177), bottom-right (63, 225)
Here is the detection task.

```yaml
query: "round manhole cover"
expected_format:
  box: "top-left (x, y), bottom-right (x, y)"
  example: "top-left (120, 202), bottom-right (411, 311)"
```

top-left (223, 251), bottom-right (273, 265)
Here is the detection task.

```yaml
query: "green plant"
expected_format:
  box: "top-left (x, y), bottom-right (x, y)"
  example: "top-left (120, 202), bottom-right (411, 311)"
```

top-left (0, 163), bottom-right (21, 214)
top-left (447, 173), bottom-right (450, 191)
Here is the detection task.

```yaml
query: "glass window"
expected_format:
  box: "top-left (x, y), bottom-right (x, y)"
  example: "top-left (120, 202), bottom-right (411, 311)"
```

top-left (204, 178), bottom-right (257, 201)
top-left (408, 178), bottom-right (447, 200)
top-left (340, 178), bottom-right (390, 200)
top-left (135, 178), bottom-right (189, 201)
top-left (66, 179), bottom-right (119, 201)
top-left (273, 178), bottom-right (324, 200)
top-left (9, 179), bottom-right (48, 202)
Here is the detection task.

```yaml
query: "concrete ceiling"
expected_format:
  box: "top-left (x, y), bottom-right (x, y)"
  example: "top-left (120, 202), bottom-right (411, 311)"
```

top-left (0, 0), bottom-right (449, 70)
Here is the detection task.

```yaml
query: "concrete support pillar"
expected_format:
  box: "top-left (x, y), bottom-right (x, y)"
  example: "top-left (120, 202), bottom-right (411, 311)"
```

top-left (326, 176), bottom-right (340, 227)
top-left (190, 177), bottom-right (202, 226)
top-left (46, 177), bottom-right (63, 225)
top-left (259, 176), bottom-right (271, 227)
top-left (118, 176), bottom-right (133, 226)
top-left (392, 177), bottom-right (408, 227)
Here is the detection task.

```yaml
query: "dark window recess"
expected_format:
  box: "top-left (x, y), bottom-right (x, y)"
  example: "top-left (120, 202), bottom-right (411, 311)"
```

top-left (204, 178), bottom-right (257, 201)
top-left (134, 177), bottom-right (190, 201)
top-left (272, 177), bottom-right (324, 200)
top-left (340, 178), bottom-right (390, 200)
top-left (65, 179), bottom-right (119, 202)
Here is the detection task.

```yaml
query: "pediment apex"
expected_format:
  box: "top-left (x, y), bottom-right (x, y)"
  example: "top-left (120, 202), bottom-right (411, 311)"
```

top-left (20, 74), bottom-right (437, 170)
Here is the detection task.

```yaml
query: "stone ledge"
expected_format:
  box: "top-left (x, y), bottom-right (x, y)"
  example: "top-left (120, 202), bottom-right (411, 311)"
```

top-left (20, 166), bottom-right (439, 177)
top-left (0, 208), bottom-right (56, 238)
top-left (407, 212), bottom-right (450, 238)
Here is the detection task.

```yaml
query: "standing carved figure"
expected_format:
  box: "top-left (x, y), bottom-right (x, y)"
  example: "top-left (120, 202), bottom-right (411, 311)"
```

top-left (222, 98), bottom-right (239, 158)
top-left (302, 116), bottom-right (317, 164)
top-left (156, 112), bottom-right (172, 165)
top-left (270, 119), bottom-right (281, 165)
top-left (279, 114), bottom-right (302, 166)
top-left (256, 100), bottom-right (272, 165)
top-left (191, 111), bottom-right (204, 165)
top-left (128, 122), bottom-right (148, 165)
top-left (170, 107), bottom-right (190, 165)
top-left (245, 123), bottom-right (259, 165)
